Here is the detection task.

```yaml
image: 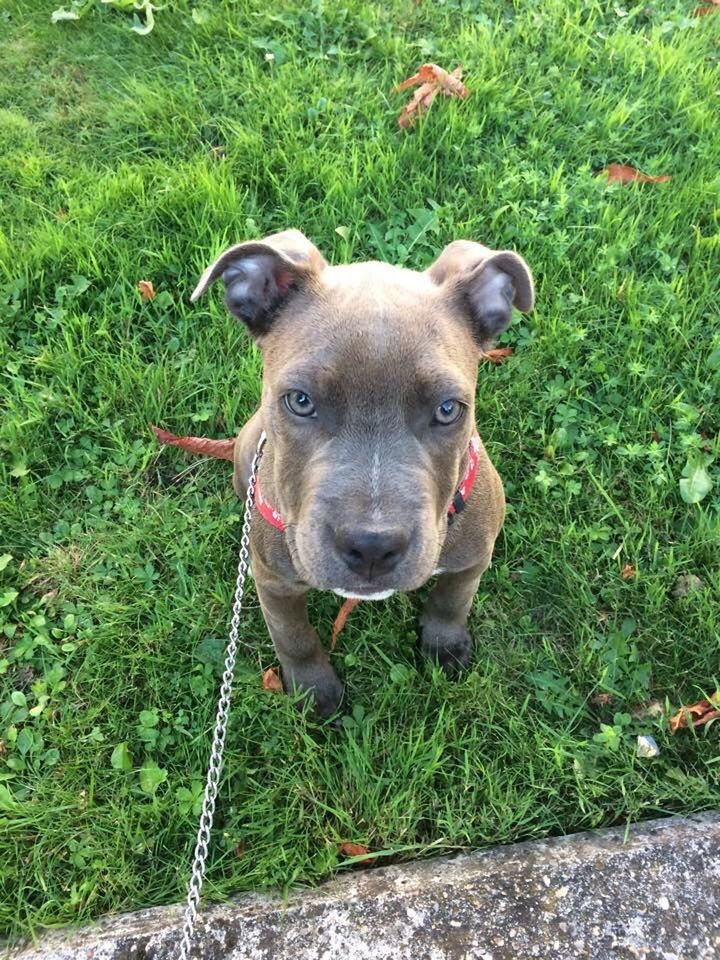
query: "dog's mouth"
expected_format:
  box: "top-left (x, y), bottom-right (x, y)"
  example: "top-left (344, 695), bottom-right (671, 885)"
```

top-left (314, 560), bottom-right (438, 599)
top-left (290, 540), bottom-right (437, 597)
top-left (286, 510), bottom-right (445, 597)
top-left (331, 587), bottom-right (396, 601)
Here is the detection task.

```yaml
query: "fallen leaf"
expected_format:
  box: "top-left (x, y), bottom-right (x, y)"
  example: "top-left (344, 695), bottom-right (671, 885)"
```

top-left (398, 80), bottom-right (440, 129)
top-left (671, 573), bottom-right (704, 598)
top-left (591, 692), bottom-right (612, 706)
top-left (693, 2), bottom-right (719, 15)
top-left (338, 841), bottom-right (374, 863)
top-left (331, 598), bottom-right (360, 651)
top-left (669, 692), bottom-right (720, 733)
top-left (599, 163), bottom-right (670, 184)
top-left (481, 347), bottom-right (513, 364)
top-left (392, 63), bottom-right (469, 129)
top-left (235, 841), bottom-right (245, 858)
top-left (621, 564), bottom-right (636, 580)
top-left (150, 425), bottom-right (236, 461)
top-left (262, 666), bottom-right (283, 693)
top-left (137, 280), bottom-right (156, 301)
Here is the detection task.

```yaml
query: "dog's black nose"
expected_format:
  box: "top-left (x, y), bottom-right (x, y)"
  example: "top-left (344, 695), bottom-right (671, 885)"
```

top-left (335, 528), bottom-right (409, 580)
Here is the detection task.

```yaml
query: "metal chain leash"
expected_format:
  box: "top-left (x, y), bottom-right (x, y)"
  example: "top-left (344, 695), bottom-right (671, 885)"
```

top-left (177, 431), bottom-right (267, 960)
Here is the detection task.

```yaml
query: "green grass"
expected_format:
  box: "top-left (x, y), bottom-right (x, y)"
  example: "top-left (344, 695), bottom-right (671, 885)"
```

top-left (1, 0), bottom-right (719, 943)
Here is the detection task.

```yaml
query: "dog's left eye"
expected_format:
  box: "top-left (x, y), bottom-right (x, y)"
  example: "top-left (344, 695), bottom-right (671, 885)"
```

top-left (433, 400), bottom-right (464, 425)
top-left (284, 390), bottom-right (317, 418)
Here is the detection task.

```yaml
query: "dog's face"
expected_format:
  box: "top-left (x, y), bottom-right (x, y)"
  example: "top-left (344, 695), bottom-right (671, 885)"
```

top-left (192, 230), bottom-right (533, 599)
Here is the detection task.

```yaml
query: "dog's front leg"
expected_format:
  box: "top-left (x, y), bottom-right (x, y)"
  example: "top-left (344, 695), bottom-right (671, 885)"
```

top-left (254, 570), bottom-right (343, 717)
top-left (419, 558), bottom-right (491, 675)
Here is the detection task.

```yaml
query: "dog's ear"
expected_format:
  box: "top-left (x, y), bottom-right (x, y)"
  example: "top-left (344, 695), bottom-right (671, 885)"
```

top-left (190, 229), bottom-right (327, 335)
top-left (427, 240), bottom-right (534, 347)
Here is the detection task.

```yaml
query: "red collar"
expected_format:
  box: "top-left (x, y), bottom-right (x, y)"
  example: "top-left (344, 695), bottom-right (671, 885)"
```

top-left (255, 433), bottom-right (481, 533)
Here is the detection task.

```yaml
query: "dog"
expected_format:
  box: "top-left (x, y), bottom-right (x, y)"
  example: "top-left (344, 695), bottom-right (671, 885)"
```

top-left (191, 230), bottom-right (534, 716)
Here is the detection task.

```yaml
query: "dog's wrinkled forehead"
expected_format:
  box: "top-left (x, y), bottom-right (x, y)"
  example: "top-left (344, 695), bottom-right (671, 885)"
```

top-left (264, 262), bottom-right (475, 373)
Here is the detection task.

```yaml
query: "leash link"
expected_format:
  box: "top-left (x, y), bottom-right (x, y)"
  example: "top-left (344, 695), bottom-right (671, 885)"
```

top-left (177, 431), bottom-right (266, 960)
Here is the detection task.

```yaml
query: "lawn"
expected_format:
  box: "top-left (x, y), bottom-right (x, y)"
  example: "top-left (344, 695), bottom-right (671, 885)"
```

top-left (1, 0), bottom-right (719, 944)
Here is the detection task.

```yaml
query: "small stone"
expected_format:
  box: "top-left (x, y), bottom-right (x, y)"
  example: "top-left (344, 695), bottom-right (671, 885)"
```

top-left (636, 735), bottom-right (660, 758)
top-left (658, 895), bottom-right (670, 910)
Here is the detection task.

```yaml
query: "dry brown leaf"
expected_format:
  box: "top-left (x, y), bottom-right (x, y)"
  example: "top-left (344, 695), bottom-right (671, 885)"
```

top-left (693, 3), bottom-right (719, 15)
top-left (669, 693), bottom-right (720, 732)
top-left (393, 63), bottom-right (469, 128)
top-left (331, 598), bottom-right (360, 651)
top-left (481, 347), bottom-right (514, 364)
top-left (599, 163), bottom-right (671, 185)
top-left (138, 280), bottom-right (156, 301)
top-left (262, 666), bottom-right (283, 693)
top-left (150, 425), bottom-right (236, 461)
top-left (591, 692), bottom-right (612, 707)
top-left (396, 81), bottom-right (440, 129)
top-left (235, 841), bottom-right (245, 858)
top-left (338, 841), bottom-right (374, 863)
top-left (621, 564), bottom-right (636, 580)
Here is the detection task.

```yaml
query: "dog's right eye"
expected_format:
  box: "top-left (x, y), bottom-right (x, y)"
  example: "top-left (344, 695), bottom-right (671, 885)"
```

top-left (433, 399), bottom-right (464, 426)
top-left (284, 391), bottom-right (316, 418)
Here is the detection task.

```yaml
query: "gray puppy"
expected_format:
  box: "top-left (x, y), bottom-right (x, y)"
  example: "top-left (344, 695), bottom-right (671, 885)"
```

top-left (192, 230), bottom-right (534, 715)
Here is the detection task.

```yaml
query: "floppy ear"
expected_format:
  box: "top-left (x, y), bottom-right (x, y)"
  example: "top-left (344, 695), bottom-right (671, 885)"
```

top-left (190, 229), bottom-right (327, 335)
top-left (426, 240), bottom-right (534, 348)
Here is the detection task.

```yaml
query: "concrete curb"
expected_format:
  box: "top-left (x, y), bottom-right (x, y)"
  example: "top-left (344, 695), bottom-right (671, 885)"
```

top-left (8, 812), bottom-right (720, 960)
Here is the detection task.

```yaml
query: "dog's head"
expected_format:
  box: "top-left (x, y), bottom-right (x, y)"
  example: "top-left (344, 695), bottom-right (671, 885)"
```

top-left (192, 229), bottom-right (533, 599)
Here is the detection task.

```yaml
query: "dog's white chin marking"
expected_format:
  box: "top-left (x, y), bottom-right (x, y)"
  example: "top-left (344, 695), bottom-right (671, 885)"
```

top-left (332, 588), bottom-right (396, 601)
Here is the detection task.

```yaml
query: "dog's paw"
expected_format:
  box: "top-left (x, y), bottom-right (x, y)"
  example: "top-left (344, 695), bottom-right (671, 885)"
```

top-left (282, 660), bottom-right (344, 718)
top-left (420, 620), bottom-right (473, 676)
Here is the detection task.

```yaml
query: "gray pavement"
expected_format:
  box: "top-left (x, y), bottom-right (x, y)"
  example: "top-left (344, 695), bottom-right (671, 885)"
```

top-left (7, 812), bottom-right (720, 960)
